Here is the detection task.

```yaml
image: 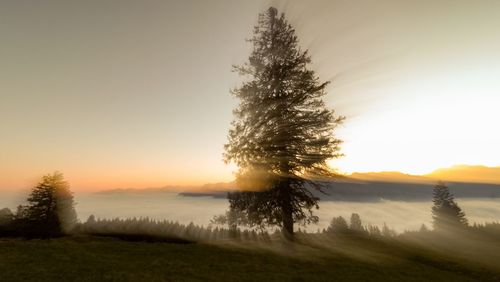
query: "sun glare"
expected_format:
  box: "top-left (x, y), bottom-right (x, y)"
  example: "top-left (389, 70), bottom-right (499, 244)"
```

top-left (331, 68), bottom-right (500, 176)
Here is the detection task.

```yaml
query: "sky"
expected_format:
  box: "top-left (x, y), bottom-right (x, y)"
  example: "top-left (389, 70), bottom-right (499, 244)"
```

top-left (1, 0), bottom-right (500, 191)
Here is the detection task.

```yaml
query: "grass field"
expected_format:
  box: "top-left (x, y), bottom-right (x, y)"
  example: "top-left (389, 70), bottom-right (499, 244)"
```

top-left (0, 235), bottom-right (499, 282)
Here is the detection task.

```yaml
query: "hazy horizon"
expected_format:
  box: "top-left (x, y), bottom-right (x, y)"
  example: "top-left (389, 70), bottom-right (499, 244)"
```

top-left (2, 163), bottom-right (500, 193)
top-left (2, 189), bottom-right (499, 233)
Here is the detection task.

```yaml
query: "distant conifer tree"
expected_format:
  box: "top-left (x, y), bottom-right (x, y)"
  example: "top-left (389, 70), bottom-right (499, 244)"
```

top-left (24, 172), bottom-right (77, 236)
top-left (431, 181), bottom-right (468, 230)
top-left (0, 208), bottom-right (13, 225)
top-left (327, 216), bottom-right (349, 234)
top-left (368, 225), bottom-right (381, 237)
top-left (382, 223), bottom-right (396, 237)
top-left (14, 205), bottom-right (29, 220)
top-left (87, 214), bottom-right (96, 225)
top-left (224, 7), bottom-right (344, 240)
top-left (419, 223), bottom-right (429, 233)
top-left (350, 213), bottom-right (363, 232)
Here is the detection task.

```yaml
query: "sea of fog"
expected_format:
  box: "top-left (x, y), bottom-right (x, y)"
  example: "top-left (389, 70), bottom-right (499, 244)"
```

top-left (1, 191), bottom-right (500, 232)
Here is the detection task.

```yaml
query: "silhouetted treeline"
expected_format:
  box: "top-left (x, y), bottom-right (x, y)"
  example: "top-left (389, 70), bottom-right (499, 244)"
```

top-left (76, 215), bottom-right (274, 243)
top-left (3, 205), bottom-right (500, 243)
top-left (2, 176), bottom-right (500, 243)
top-left (321, 213), bottom-right (397, 238)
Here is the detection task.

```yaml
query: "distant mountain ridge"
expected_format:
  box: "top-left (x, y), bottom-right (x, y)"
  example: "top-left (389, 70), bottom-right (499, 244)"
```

top-left (348, 171), bottom-right (432, 184)
top-left (425, 165), bottom-right (500, 184)
top-left (177, 165), bottom-right (500, 202)
top-left (349, 165), bottom-right (500, 185)
top-left (95, 165), bottom-right (500, 202)
top-left (175, 180), bottom-right (500, 202)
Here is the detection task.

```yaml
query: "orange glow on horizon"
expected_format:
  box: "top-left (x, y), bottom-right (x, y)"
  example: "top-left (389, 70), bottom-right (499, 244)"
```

top-left (0, 165), bottom-right (236, 192)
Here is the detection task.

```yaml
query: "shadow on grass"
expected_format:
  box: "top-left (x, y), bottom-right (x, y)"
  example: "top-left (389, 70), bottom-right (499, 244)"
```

top-left (86, 232), bottom-right (194, 244)
top-left (1, 235), bottom-right (500, 281)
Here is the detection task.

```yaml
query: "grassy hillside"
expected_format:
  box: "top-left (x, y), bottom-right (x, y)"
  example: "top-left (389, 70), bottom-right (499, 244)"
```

top-left (0, 235), bottom-right (499, 281)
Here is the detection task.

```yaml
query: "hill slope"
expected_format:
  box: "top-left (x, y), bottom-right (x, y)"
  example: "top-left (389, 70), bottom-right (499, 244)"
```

top-left (1, 236), bottom-right (499, 281)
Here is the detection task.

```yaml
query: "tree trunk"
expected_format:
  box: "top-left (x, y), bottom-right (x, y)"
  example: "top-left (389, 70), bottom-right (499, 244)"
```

top-left (281, 179), bottom-right (294, 241)
top-left (282, 208), bottom-right (294, 241)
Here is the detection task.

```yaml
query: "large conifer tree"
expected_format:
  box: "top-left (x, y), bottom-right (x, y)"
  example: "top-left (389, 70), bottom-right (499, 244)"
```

top-left (432, 181), bottom-right (468, 230)
top-left (24, 172), bottom-right (77, 236)
top-left (224, 7), bottom-right (344, 239)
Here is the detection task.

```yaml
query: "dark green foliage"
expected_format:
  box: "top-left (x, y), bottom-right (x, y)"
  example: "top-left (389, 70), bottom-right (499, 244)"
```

top-left (78, 215), bottom-right (269, 243)
top-left (350, 213), bottom-right (363, 232)
top-left (469, 222), bottom-right (500, 239)
top-left (224, 7), bottom-right (344, 238)
top-left (432, 182), bottom-right (468, 230)
top-left (14, 205), bottom-right (29, 220)
top-left (327, 216), bottom-right (349, 234)
top-left (0, 208), bottom-right (13, 225)
top-left (419, 224), bottom-right (429, 233)
top-left (367, 225), bottom-right (382, 237)
top-left (0, 208), bottom-right (15, 236)
top-left (211, 209), bottom-right (246, 231)
top-left (326, 213), bottom-right (368, 236)
top-left (20, 172), bottom-right (77, 237)
top-left (382, 223), bottom-right (397, 237)
top-left (211, 209), bottom-right (249, 238)
top-left (0, 207), bottom-right (29, 237)
top-left (227, 181), bottom-right (320, 233)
